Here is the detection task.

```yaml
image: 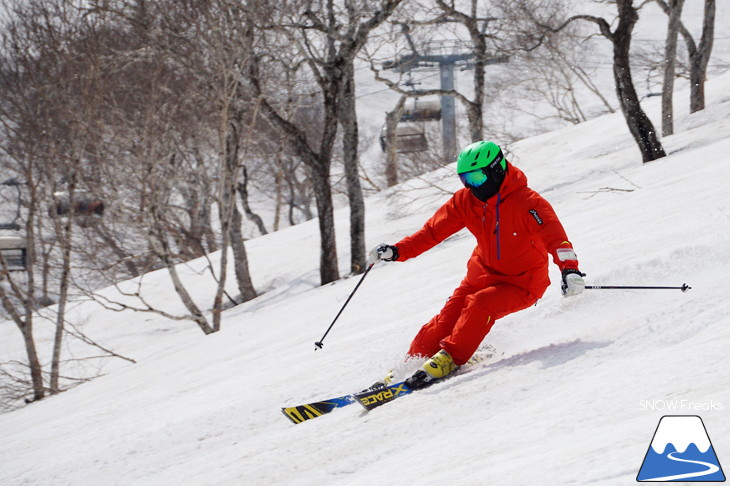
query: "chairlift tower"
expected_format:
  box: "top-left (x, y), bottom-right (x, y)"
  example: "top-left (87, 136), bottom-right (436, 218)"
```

top-left (384, 37), bottom-right (507, 159)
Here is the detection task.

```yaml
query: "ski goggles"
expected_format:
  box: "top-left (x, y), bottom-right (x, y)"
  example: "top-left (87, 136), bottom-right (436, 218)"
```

top-left (459, 168), bottom-right (488, 188)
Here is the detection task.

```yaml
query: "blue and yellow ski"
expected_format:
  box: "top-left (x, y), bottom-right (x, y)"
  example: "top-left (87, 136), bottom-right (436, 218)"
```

top-left (281, 394), bottom-right (356, 424)
top-left (280, 381), bottom-right (412, 425)
top-left (282, 346), bottom-right (497, 424)
top-left (352, 380), bottom-right (414, 411)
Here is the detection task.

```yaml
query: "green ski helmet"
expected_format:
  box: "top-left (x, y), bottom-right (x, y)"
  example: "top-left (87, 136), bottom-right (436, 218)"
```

top-left (456, 141), bottom-right (508, 200)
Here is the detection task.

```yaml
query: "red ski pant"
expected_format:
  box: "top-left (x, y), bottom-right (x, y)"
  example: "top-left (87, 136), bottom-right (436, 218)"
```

top-left (407, 280), bottom-right (537, 366)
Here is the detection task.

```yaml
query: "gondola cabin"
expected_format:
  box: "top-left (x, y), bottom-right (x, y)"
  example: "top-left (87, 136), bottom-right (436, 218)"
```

top-left (50, 192), bottom-right (105, 218)
top-left (379, 124), bottom-right (428, 153)
top-left (0, 230), bottom-right (26, 272)
top-left (400, 99), bottom-right (441, 122)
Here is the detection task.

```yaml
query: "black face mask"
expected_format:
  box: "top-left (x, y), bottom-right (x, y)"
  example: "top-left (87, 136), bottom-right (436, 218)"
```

top-left (469, 168), bottom-right (506, 202)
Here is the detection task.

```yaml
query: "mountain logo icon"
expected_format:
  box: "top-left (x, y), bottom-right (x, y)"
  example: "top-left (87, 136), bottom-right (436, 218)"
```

top-left (637, 415), bottom-right (726, 482)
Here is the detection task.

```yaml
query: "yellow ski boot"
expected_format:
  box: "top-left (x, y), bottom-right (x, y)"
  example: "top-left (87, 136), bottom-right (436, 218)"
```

top-left (406, 349), bottom-right (458, 390)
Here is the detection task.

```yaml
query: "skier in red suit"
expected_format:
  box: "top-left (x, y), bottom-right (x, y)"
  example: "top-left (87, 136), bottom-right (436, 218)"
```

top-left (369, 141), bottom-right (585, 389)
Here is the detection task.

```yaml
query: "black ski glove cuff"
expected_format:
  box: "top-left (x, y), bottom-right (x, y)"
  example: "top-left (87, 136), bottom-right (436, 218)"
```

top-left (561, 269), bottom-right (586, 292)
top-left (561, 268), bottom-right (586, 278)
top-left (385, 245), bottom-right (399, 262)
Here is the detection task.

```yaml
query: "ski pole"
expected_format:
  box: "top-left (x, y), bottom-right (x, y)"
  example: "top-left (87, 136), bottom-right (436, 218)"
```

top-left (314, 262), bottom-right (375, 350)
top-left (585, 283), bottom-right (691, 292)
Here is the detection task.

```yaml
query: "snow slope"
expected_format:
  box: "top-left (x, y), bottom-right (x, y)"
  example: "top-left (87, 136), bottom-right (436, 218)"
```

top-left (2, 67), bottom-right (730, 486)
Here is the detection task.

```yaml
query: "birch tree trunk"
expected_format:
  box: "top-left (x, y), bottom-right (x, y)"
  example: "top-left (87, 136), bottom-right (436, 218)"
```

top-left (661, 0), bottom-right (685, 137)
top-left (339, 63), bottom-right (366, 273)
top-left (612, 0), bottom-right (665, 162)
top-left (654, 0), bottom-right (716, 113)
top-left (50, 188), bottom-right (75, 393)
top-left (555, 1), bottom-right (666, 162)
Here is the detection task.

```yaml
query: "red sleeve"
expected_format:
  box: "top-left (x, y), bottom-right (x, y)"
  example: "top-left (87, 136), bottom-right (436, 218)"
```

top-left (394, 193), bottom-right (466, 261)
top-left (527, 194), bottom-right (579, 271)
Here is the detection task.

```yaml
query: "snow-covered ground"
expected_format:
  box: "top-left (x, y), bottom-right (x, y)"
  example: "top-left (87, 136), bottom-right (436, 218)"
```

top-left (1, 56), bottom-right (729, 484)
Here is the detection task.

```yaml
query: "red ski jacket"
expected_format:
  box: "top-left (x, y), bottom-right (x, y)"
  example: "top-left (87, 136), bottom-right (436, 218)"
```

top-left (394, 163), bottom-right (579, 298)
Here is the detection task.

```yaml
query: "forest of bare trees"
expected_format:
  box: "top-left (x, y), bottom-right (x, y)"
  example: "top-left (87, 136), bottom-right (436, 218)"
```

top-left (0, 0), bottom-right (717, 407)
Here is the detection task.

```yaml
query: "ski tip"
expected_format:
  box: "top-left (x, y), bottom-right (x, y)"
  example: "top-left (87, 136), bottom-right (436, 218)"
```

top-left (282, 405), bottom-right (318, 425)
top-left (281, 407), bottom-right (301, 425)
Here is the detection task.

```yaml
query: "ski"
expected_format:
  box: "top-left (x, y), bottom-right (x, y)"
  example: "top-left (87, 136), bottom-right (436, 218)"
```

top-left (281, 346), bottom-right (498, 424)
top-left (352, 380), bottom-right (413, 411)
top-left (281, 380), bottom-right (413, 424)
top-left (352, 364), bottom-right (476, 412)
top-left (281, 394), bottom-right (356, 424)
top-left (353, 350), bottom-right (495, 411)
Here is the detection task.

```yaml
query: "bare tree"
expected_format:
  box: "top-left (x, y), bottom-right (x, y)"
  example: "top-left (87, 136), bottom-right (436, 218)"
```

top-left (148, 0), bottom-right (262, 312)
top-left (544, 0), bottom-right (666, 162)
top-left (241, 4), bottom-right (339, 285)
top-left (240, 1), bottom-right (402, 282)
top-left (654, 0), bottom-right (715, 113)
top-left (287, 0), bottom-right (405, 275)
top-left (0, 0), bottom-right (106, 401)
top-left (237, 166), bottom-right (269, 236)
top-left (498, 0), bottom-right (616, 126)
top-left (0, 172), bottom-right (44, 402)
top-left (431, 0), bottom-right (502, 142)
top-left (660, 0), bottom-right (685, 136)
